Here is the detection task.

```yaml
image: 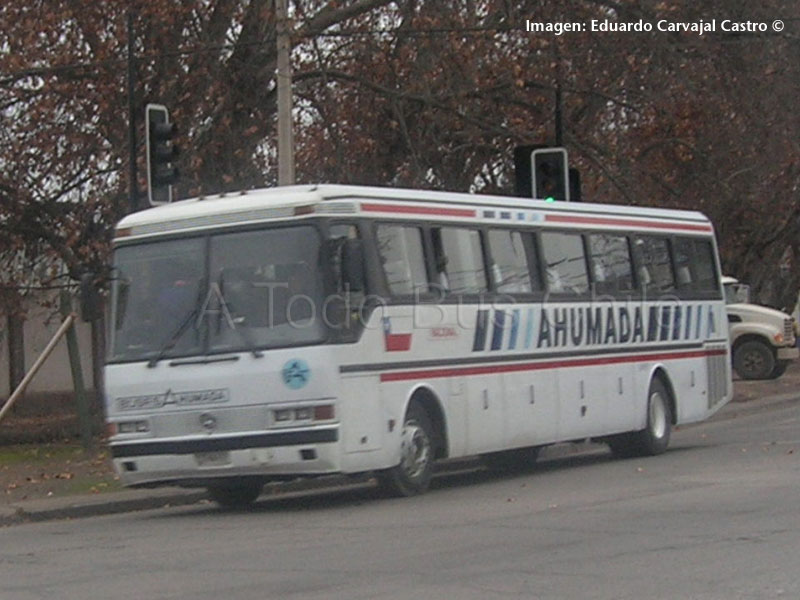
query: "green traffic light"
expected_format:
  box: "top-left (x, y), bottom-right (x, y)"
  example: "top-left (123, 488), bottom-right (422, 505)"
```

top-left (545, 197), bottom-right (556, 203)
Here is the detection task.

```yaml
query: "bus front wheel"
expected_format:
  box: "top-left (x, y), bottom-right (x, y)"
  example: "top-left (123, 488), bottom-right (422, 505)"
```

top-left (609, 378), bottom-right (672, 458)
top-left (378, 402), bottom-right (435, 497)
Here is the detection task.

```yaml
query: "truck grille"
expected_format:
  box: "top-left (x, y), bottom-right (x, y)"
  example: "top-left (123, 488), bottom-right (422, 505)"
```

top-left (785, 318), bottom-right (795, 344)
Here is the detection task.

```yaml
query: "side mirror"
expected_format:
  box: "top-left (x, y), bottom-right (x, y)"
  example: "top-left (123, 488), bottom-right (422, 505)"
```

top-left (79, 272), bottom-right (103, 322)
top-left (341, 239), bottom-right (365, 293)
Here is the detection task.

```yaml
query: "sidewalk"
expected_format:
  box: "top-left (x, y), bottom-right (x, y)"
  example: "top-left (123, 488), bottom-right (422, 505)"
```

top-left (2, 373), bottom-right (799, 527)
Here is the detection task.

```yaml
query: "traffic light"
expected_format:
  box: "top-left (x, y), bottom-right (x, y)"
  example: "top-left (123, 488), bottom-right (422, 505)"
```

top-left (532, 147), bottom-right (569, 202)
top-left (145, 103), bottom-right (179, 205)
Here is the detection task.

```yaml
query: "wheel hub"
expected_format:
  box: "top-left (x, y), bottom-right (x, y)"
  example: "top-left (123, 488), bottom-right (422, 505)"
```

top-left (399, 420), bottom-right (431, 480)
top-left (649, 391), bottom-right (668, 439)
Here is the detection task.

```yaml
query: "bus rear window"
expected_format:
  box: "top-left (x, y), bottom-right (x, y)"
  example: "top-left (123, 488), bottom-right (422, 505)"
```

top-left (673, 238), bottom-right (718, 292)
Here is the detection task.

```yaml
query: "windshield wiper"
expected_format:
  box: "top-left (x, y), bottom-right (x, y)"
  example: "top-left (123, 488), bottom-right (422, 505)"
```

top-left (148, 278), bottom-right (264, 366)
top-left (147, 306), bottom-right (200, 368)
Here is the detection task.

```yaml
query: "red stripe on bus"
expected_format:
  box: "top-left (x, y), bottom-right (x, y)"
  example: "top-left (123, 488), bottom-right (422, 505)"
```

top-left (378, 348), bottom-right (726, 382)
top-left (544, 214), bottom-right (713, 232)
top-left (361, 202), bottom-right (476, 218)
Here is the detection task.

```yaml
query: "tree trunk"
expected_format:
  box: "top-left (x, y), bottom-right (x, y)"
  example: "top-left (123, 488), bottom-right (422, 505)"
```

top-left (90, 313), bottom-right (106, 416)
top-left (6, 313), bottom-right (25, 405)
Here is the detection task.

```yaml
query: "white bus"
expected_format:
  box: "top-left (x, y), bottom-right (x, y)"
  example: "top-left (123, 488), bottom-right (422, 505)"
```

top-left (103, 184), bottom-right (731, 506)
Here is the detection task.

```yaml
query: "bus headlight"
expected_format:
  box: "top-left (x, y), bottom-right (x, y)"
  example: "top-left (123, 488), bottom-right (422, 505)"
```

top-left (271, 404), bottom-right (335, 426)
top-left (274, 409), bottom-right (292, 422)
top-left (113, 420), bottom-right (150, 434)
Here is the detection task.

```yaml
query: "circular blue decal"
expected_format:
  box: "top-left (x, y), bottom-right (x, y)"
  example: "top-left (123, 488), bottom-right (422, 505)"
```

top-left (282, 359), bottom-right (311, 390)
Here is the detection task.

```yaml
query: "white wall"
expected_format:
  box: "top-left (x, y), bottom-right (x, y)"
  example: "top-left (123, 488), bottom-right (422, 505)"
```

top-left (0, 299), bottom-right (95, 398)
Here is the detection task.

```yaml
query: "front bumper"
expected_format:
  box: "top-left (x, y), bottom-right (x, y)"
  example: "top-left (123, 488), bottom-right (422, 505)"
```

top-left (777, 346), bottom-right (799, 361)
top-left (110, 426), bottom-right (340, 487)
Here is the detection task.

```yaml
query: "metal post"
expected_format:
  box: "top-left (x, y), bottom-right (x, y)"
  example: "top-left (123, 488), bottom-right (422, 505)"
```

top-left (60, 292), bottom-right (93, 451)
top-left (276, 0), bottom-right (295, 185)
top-left (127, 10), bottom-right (139, 214)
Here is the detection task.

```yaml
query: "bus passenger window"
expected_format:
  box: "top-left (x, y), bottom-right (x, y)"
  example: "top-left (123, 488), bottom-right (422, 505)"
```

top-left (588, 234), bottom-right (634, 295)
top-left (540, 231), bottom-right (589, 295)
top-left (431, 227), bottom-right (488, 294)
top-left (488, 230), bottom-right (534, 293)
top-left (376, 224), bottom-right (429, 295)
top-left (633, 236), bottom-right (675, 295)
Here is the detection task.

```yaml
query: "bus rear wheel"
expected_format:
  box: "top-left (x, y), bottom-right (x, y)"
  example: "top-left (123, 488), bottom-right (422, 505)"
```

top-left (207, 482), bottom-right (262, 508)
top-left (609, 378), bottom-right (672, 458)
top-left (378, 402), bottom-right (435, 497)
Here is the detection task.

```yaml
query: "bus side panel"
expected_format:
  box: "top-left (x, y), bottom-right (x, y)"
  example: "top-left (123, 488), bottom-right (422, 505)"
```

top-left (465, 373), bottom-right (505, 454)
top-left (556, 365), bottom-right (611, 440)
top-left (503, 369), bottom-right (559, 448)
top-left (338, 373), bottom-right (385, 473)
top-left (605, 359), bottom-right (638, 434)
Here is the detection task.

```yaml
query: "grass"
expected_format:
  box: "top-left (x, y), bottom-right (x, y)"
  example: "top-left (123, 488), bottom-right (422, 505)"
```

top-left (1, 441), bottom-right (121, 502)
top-left (0, 443), bottom-right (87, 465)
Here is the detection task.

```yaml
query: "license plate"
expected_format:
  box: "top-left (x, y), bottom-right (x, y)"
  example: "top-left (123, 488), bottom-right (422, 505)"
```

top-left (195, 451), bottom-right (231, 467)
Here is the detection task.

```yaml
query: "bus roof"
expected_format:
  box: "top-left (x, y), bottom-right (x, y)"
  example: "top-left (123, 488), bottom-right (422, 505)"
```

top-left (115, 184), bottom-right (714, 240)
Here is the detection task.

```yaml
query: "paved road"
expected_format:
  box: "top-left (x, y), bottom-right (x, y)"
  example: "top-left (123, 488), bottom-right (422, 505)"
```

top-left (2, 401), bottom-right (800, 600)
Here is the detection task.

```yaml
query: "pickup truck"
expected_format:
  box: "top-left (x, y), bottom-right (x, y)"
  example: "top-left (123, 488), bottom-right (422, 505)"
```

top-left (723, 276), bottom-right (799, 379)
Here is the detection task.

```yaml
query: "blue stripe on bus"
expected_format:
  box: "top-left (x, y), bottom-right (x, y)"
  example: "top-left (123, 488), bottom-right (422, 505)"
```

top-left (694, 304), bottom-right (703, 339)
top-left (684, 305), bottom-right (693, 339)
top-left (659, 306), bottom-right (671, 341)
top-left (473, 310), bottom-right (489, 351)
top-left (490, 310), bottom-right (506, 350)
top-left (508, 309), bottom-right (520, 350)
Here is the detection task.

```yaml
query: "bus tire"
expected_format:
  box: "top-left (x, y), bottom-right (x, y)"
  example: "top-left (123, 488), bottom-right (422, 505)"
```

top-left (378, 402), bottom-right (435, 497)
top-left (609, 378), bottom-right (672, 458)
top-left (733, 339), bottom-right (775, 380)
top-left (207, 482), bottom-right (262, 508)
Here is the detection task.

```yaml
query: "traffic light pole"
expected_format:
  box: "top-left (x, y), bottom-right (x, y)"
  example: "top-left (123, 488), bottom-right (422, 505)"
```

top-left (276, 0), bottom-right (295, 186)
top-left (126, 11), bottom-right (139, 214)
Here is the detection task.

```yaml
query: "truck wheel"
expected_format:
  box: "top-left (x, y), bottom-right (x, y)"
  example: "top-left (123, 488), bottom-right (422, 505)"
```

top-left (733, 340), bottom-right (775, 380)
top-left (769, 361), bottom-right (789, 379)
top-left (378, 402), bottom-right (435, 497)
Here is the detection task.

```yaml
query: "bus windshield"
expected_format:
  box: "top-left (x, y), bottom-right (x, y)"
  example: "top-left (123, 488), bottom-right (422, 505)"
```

top-left (109, 225), bottom-right (325, 362)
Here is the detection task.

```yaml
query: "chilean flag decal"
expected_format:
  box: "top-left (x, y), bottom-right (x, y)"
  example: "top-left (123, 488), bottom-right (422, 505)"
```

top-left (383, 317), bottom-right (412, 352)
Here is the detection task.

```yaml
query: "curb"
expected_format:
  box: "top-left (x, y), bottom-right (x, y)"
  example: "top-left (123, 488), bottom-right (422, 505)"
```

top-left (0, 488), bottom-right (207, 527)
